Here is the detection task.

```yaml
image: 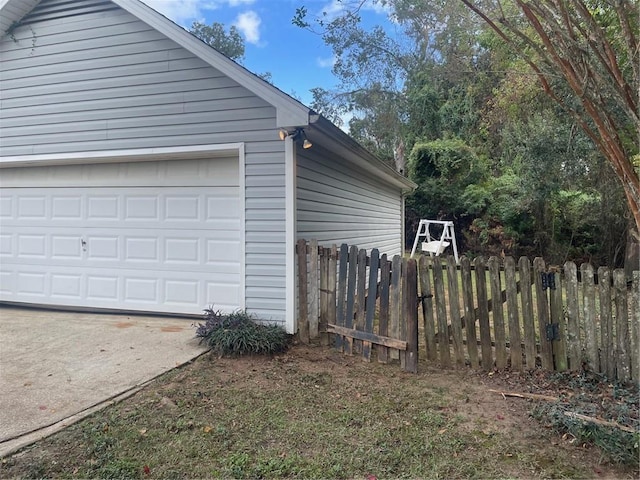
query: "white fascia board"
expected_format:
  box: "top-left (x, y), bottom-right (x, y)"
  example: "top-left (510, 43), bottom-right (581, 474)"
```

top-left (111, 0), bottom-right (310, 129)
top-left (0, 144), bottom-right (243, 167)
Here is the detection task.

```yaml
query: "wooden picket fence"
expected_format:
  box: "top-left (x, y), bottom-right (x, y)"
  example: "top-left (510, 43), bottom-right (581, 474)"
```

top-left (418, 255), bottom-right (639, 383)
top-left (296, 239), bottom-right (419, 373)
top-left (296, 239), bottom-right (640, 383)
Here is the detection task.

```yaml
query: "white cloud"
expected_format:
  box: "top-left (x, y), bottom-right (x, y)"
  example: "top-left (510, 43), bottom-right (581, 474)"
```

top-left (319, 0), bottom-right (393, 21)
top-left (233, 10), bottom-right (262, 45)
top-left (228, 0), bottom-right (255, 5)
top-left (320, 0), bottom-right (346, 20)
top-left (141, 0), bottom-right (203, 24)
top-left (141, 0), bottom-right (256, 24)
top-left (316, 55), bottom-right (336, 68)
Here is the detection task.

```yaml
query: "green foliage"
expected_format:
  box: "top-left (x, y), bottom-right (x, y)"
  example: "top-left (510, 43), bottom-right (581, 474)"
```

top-left (189, 21), bottom-right (245, 61)
top-left (195, 308), bottom-right (290, 356)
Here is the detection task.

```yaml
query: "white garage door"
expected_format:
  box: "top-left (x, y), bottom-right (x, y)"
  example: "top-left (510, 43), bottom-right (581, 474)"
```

top-left (0, 157), bottom-right (243, 315)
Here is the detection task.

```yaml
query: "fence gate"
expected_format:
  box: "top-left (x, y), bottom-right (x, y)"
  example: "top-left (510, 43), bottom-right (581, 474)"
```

top-left (296, 239), bottom-right (419, 373)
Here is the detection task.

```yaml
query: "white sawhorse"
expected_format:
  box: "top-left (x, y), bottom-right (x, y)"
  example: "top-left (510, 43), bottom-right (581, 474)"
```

top-left (410, 220), bottom-right (459, 263)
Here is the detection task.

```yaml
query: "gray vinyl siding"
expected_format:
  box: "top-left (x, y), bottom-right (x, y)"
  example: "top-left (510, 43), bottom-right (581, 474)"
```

top-left (0, 0), bottom-right (287, 322)
top-left (296, 145), bottom-right (403, 257)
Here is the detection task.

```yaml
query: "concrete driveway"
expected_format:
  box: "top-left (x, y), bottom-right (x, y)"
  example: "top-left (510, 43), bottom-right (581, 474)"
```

top-left (0, 306), bottom-right (208, 457)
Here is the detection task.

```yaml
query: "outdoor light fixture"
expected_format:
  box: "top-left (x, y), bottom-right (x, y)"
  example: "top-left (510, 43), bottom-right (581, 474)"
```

top-left (278, 128), bottom-right (313, 149)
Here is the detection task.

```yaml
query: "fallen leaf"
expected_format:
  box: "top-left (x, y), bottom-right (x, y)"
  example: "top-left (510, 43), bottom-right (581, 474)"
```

top-left (496, 414), bottom-right (504, 420)
top-left (438, 428), bottom-right (447, 435)
top-left (143, 465), bottom-right (151, 475)
top-left (38, 405), bottom-right (47, 410)
top-left (139, 429), bottom-right (147, 435)
top-left (203, 425), bottom-right (213, 433)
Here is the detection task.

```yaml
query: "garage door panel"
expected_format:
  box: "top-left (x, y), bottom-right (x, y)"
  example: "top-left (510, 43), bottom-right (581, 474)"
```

top-left (0, 157), bottom-right (243, 314)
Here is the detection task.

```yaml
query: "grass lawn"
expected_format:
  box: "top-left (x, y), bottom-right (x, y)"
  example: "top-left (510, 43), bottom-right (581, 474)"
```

top-left (1, 344), bottom-right (637, 479)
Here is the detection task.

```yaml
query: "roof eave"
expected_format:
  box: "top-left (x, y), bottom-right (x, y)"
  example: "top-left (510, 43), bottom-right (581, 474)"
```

top-left (310, 116), bottom-right (416, 192)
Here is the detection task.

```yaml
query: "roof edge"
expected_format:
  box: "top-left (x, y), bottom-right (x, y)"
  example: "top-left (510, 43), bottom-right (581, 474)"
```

top-left (311, 117), bottom-right (416, 192)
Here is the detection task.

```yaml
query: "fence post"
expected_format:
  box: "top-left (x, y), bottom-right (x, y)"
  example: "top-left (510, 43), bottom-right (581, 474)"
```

top-left (297, 239), bottom-right (309, 344)
top-left (404, 258), bottom-right (419, 373)
top-left (309, 239), bottom-right (319, 339)
top-left (324, 245), bottom-right (337, 347)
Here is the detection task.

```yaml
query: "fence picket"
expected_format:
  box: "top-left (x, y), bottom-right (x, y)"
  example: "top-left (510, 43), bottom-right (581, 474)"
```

top-left (390, 255), bottom-right (402, 361)
top-left (519, 257), bottom-right (536, 370)
top-left (550, 271), bottom-right (568, 371)
top-left (475, 257), bottom-right (493, 370)
top-left (344, 245), bottom-right (358, 355)
top-left (564, 262), bottom-right (580, 370)
top-left (309, 239), bottom-right (319, 340)
top-left (460, 256), bottom-right (478, 368)
top-left (446, 256), bottom-right (465, 365)
top-left (325, 245), bottom-right (337, 347)
top-left (363, 249), bottom-right (379, 361)
top-left (378, 254), bottom-right (390, 363)
top-left (320, 247), bottom-right (328, 345)
top-left (354, 248), bottom-right (367, 354)
top-left (489, 257), bottom-right (507, 369)
top-left (534, 258), bottom-right (553, 370)
top-left (598, 267), bottom-right (613, 378)
top-left (433, 256), bottom-right (451, 368)
top-left (614, 269), bottom-right (630, 382)
top-left (404, 259), bottom-right (419, 373)
top-left (297, 239), bottom-right (638, 383)
top-left (581, 263), bottom-right (598, 372)
top-left (419, 256), bottom-right (437, 363)
top-left (505, 257), bottom-right (522, 371)
top-left (336, 244), bottom-right (349, 352)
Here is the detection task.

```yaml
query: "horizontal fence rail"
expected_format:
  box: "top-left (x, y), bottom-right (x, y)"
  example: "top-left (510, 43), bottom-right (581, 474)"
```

top-left (296, 239), bottom-right (639, 383)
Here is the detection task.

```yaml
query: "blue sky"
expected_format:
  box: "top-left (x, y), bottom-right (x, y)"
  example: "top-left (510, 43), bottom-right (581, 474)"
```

top-left (141, 0), bottom-right (393, 107)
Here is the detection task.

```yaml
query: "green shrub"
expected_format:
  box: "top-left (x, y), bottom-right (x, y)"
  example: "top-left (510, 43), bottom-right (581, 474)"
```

top-left (195, 307), bottom-right (290, 356)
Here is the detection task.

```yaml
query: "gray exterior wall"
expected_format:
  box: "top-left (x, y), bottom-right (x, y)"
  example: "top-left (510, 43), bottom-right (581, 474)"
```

top-left (0, 0), bottom-right (287, 321)
top-left (296, 145), bottom-right (404, 257)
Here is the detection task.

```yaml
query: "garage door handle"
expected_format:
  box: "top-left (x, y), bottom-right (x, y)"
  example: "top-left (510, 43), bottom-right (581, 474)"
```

top-left (80, 238), bottom-right (87, 251)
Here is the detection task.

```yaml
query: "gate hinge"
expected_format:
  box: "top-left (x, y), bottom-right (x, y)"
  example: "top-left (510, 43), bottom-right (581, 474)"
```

top-left (541, 272), bottom-right (556, 290)
top-left (545, 323), bottom-right (560, 341)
